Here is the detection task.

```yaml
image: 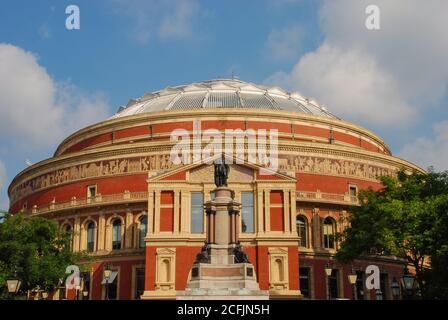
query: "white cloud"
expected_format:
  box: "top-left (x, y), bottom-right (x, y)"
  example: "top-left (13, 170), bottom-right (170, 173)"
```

top-left (112, 0), bottom-right (201, 45)
top-left (267, 44), bottom-right (416, 127)
top-left (0, 44), bottom-right (110, 150)
top-left (159, 0), bottom-right (199, 40)
top-left (399, 121), bottom-right (448, 171)
top-left (266, 0), bottom-right (448, 129)
top-left (265, 24), bottom-right (304, 61)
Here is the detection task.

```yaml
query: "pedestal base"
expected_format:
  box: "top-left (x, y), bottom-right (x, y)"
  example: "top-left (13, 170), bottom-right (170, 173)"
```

top-left (177, 288), bottom-right (269, 300)
top-left (176, 262), bottom-right (269, 300)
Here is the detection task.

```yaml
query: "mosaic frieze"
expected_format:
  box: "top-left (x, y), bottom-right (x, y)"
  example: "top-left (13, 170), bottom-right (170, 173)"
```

top-left (279, 155), bottom-right (395, 179)
top-left (10, 153), bottom-right (396, 204)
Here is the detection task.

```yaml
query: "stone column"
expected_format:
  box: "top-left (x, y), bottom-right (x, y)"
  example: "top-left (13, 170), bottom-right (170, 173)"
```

top-left (180, 191), bottom-right (189, 234)
top-left (173, 190), bottom-right (180, 234)
top-left (154, 190), bottom-right (161, 233)
top-left (264, 190), bottom-right (271, 232)
top-left (312, 208), bottom-right (321, 249)
top-left (257, 190), bottom-right (264, 233)
top-left (147, 191), bottom-right (154, 234)
top-left (283, 190), bottom-right (290, 233)
top-left (73, 217), bottom-right (81, 252)
top-left (98, 214), bottom-right (105, 251)
top-left (290, 190), bottom-right (297, 234)
top-left (205, 187), bottom-right (241, 264)
top-left (125, 211), bottom-right (133, 249)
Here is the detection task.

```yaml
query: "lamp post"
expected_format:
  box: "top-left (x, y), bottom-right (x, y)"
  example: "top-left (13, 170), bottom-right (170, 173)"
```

top-left (6, 271), bottom-right (22, 299)
top-left (391, 277), bottom-right (400, 300)
top-left (324, 263), bottom-right (333, 300)
top-left (401, 266), bottom-right (415, 300)
top-left (348, 269), bottom-right (358, 300)
top-left (375, 289), bottom-right (383, 300)
top-left (103, 264), bottom-right (112, 300)
top-left (75, 285), bottom-right (81, 300)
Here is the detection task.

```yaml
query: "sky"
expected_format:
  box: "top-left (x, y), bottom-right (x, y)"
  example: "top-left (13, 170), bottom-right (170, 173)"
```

top-left (0, 0), bottom-right (447, 210)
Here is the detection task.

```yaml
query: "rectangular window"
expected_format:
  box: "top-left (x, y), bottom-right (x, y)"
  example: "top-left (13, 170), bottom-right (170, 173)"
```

top-left (87, 185), bottom-right (97, 198)
top-left (349, 185), bottom-right (357, 197)
top-left (299, 268), bottom-right (311, 298)
top-left (135, 268), bottom-right (145, 299)
top-left (241, 192), bottom-right (254, 233)
top-left (107, 274), bottom-right (118, 300)
top-left (356, 271), bottom-right (365, 300)
top-left (380, 273), bottom-right (389, 300)
top-left (191, 192), bottom-right (204, 234)
top-left (329, 269), bottom-right (339, 299)
top-left (81, 272), bottom-right (90, 300)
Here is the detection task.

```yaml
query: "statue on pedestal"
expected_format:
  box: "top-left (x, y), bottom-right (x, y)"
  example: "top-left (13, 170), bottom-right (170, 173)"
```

top-left (214, 155), bottom-right (229, 187)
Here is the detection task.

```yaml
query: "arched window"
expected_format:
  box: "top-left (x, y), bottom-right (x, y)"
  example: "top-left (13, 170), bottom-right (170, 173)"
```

top-left (296, 216), bottom-right (308, 248)
top-left (139, 216), bottom-right (147, 248)
top-left (87, 222), bottom-right (95, 252)
top-left (323, 217), bottom-right (335, 249)
top-left (112, 219), bottom-right (122, 250)
top-left (63, 224), bottom-right (73, 250)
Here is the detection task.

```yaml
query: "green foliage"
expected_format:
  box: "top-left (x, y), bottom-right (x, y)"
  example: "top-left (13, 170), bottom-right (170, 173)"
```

top-left (336, 169), bottom-right (448, 299)
top-left (0, 213), bottom-right (87, 299)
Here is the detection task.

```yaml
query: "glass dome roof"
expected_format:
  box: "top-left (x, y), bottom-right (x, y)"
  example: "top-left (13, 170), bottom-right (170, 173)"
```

top-left (111, 79), bottom-right (339, 119)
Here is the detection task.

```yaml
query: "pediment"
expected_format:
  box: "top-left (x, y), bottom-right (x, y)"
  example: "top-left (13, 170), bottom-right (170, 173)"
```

top-left (149, 153), bottom-right (296, 183)
top-left (189, 164), bottom-right (253, 183)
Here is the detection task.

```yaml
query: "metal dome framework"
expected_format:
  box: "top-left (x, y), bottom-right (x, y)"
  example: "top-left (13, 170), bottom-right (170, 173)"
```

top-left (111, 79), bottom-right (339, 119)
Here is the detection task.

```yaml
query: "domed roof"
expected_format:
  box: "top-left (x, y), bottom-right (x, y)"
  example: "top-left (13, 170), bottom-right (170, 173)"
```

top-left (111, 79), bottom-right (339, 119)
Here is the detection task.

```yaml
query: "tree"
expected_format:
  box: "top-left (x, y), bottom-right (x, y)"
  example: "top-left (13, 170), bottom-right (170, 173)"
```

top-left (0, 213), bottom-right (87, 299)
top-left (336, 169), bottom-right (448, 299)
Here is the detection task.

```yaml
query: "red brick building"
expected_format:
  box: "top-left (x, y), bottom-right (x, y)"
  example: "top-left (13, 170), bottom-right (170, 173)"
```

top-left (7, 79), bottom-right (423, 300)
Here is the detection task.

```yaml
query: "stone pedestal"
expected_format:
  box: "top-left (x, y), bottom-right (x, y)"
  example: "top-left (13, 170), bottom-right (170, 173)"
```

top-left (177, 187), bottom-right (269, 300)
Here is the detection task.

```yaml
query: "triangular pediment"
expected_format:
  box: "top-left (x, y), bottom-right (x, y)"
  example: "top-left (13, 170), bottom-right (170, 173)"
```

top-left (148, 153), bottom-right (296, 183)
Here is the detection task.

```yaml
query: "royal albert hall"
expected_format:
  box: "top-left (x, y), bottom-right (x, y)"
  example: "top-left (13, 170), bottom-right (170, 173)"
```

top-left (8, 79), bottom-right (423, 300)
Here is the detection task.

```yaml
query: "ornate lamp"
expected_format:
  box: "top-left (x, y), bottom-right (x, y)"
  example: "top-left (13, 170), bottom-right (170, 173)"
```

top-left (324, 263), bottom-right (333, 277)
top-left (401, 266), bottom-right (415, 291)
top-left (391, 277), bottom-right (400, 299)
top-left (6, 271), bottom-right (22, 295)
top-left (324, 263), bottom-right (333, 300)
top-left (348, 272), bottom-right (357, 285)
top-left (103, 264), bottom-right (112, 300)
top-left (375, 289), bottom-right (383, 300)
top-left (348, 269), bottom-right (358, 300)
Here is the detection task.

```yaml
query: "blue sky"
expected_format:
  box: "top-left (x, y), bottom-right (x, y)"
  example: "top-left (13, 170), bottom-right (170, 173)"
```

top-left (1, 0), bottom-right (447, 210)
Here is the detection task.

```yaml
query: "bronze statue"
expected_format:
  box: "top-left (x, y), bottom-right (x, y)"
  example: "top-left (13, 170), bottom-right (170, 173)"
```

top-left (214, 155), bottom-right (229, 187)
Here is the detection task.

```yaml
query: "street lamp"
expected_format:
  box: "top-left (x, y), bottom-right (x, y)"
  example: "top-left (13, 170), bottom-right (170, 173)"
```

top-left (75, 285), bottom-right (81, 300)
top-left (6, 271), bottom-right (22, 298)
top-left (324, 263), bottom-right (333, 300)
top-left (391, 277), bottom-right (400, 300)
top-left (103, 264), bottom-right (112, 300)
top-left (348, 269), bottom-right (358, 300)
top-left (401, 266), bottom-right (415, 299)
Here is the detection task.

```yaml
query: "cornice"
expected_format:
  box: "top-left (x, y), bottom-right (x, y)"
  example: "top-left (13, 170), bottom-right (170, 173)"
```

top-left (54, 109), bottom-right (390, 156)
top-left (8, 138), bottom-right (423, 198)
